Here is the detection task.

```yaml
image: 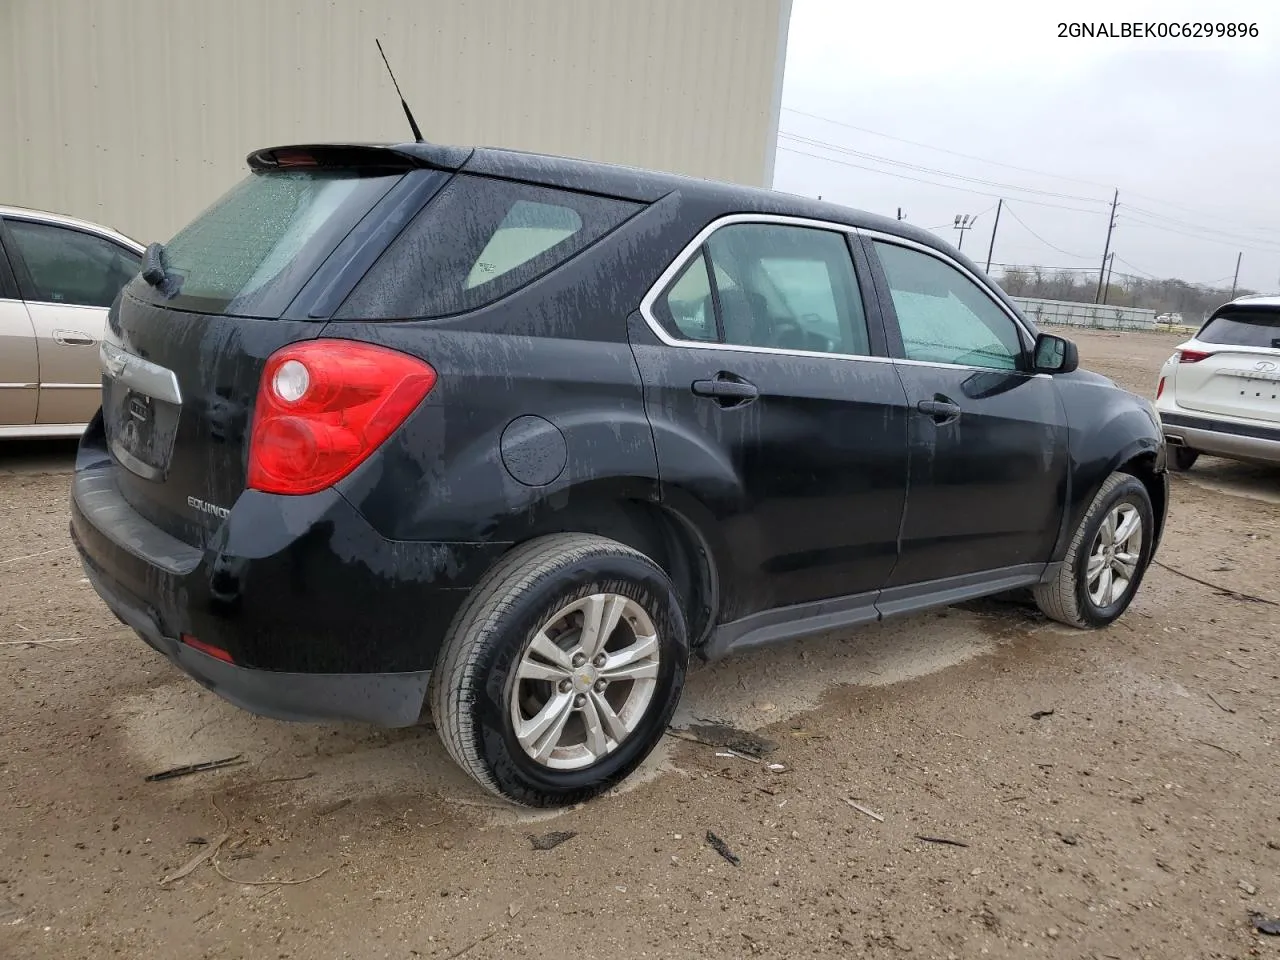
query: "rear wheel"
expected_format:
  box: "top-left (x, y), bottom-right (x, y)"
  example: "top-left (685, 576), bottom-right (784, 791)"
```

top-left (1170, 446), bottom-right (1199, 471)
top-left (429, 534), bottom-right (688, 807)
top-left (1034, 472), bottom-right (1154, 628)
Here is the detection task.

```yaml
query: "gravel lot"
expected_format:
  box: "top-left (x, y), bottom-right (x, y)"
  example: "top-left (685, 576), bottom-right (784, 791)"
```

top-left (2, 328), bottom-right (1278, 960)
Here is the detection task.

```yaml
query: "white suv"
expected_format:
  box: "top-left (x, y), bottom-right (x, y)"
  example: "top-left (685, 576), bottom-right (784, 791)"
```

top-left (1155, 295), bottom-right (1280, 470)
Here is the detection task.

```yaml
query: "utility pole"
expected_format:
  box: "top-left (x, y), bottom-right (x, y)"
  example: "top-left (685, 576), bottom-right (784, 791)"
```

top-left (1230, 251), bottom-right (1242, 298)
top-left (1100, 252), bottom-right (1116, 304)
top-left (954, 213), bottom-right (978, 251)
top-left (1094, 188), bottom-right (1119, 304)
top-left (984, 199), bottom-right (1003, 273)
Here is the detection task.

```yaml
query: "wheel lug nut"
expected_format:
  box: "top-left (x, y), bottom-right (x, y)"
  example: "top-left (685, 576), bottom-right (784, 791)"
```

top-left (573, 693), bottom-right (586, 708)
top-left (593, 680), bottom-right (607, 693)
top-left (571, 652), bottom-right (587, 668)
top-left (558, 679), bottom-right (573, 694)
top-left (593, 654), bottom-right (607, 668)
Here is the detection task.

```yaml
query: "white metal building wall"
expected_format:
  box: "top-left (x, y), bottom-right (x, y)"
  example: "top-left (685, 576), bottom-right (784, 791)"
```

top-left (0, 0), bottom-right (791, 245)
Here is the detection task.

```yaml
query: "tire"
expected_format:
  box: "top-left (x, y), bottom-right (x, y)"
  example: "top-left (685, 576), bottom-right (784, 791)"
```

top-left (1033, 471), bottom-right (1155, 629)
top-left (1170, 446), bottom-right (1199, 471)
top-left (428, 533), bottom-right (689, 807)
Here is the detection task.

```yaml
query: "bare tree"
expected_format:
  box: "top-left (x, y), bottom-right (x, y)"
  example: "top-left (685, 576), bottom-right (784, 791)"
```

top-left (996, 265), bottom-right (1255, 321)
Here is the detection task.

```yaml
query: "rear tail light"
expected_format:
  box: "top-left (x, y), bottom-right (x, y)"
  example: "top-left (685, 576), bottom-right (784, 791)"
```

top-left (247, 340), bottom-right (437, 495)
top-left (1156, 377), bottom-right (1166, 400)
top-left (1177, 348), bottom-right (1213, 363)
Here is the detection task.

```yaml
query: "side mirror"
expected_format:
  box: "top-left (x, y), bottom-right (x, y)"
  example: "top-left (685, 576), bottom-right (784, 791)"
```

top-left (1033, 333), bottom-right (1078, 374)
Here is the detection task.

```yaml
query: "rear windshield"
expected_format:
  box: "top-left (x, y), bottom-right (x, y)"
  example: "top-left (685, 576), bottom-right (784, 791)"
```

top-left (337, 174), bottom-right (639, 319)
top-left (138, 170), bottom-right (401, 316)
top-left (1199, 308), bottom-right (1280, 348)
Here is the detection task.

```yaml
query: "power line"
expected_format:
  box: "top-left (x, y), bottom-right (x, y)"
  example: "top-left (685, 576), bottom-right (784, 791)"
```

top-left (1001, 203), bottom-right (1095, 260)
top-left (1120, 189), bottom-right (1280, 236)
top-left (777, 131), bottom-right (1280, 277)
top-left (1118, 213), bottom-right (1280, 255)
top-left (776, 145), bottom-right (1108, 214)
top-left (781, 105), bottom-right (1280, 237)
top-left (1111, 255), bottom-right (1159, 279)
top-left (1120, 203), bottom-right (1280, 247)
top-left (778, 131), bottom-right (1110, 205)
top-left (781, 106), bottom-right (1115, 191)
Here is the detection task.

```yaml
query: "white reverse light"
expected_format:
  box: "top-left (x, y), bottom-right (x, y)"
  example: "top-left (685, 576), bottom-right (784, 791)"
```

top-left (273, 359), bottom-right (310, 403)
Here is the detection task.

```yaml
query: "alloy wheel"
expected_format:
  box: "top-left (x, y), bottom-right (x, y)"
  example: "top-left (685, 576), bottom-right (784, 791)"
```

top-left (509, 593), bottom-right (661, 770)
top-left (1086, 502), bottom-right (1144, 607)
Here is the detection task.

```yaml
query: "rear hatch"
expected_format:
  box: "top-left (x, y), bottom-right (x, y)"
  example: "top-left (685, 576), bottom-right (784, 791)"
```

top-left (101, 147), bottom-right (441, 545)
top-left (1175, 305), bottom-right (1280, 424)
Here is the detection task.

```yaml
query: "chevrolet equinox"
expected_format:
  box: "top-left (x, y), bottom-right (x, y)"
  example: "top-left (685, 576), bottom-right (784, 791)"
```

top-left (72, 141), bottom-right (1168, 807)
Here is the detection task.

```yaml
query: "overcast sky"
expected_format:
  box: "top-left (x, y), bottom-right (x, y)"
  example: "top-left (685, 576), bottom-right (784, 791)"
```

top-left (775, 0), bottom-right (1280, 292)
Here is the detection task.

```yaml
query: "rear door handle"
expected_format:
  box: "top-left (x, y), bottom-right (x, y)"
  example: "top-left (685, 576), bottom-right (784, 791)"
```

top-left (53, 329), bottom-right (96, 346)
top-left (691, 374), bottom-right (759, 408)
top-left (916, 397), bottom-right (961, 424)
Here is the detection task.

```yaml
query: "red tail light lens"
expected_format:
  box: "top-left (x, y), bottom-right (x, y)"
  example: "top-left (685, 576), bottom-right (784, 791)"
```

top-left (1178, 349), bottom-right (1213, 363)
top-left (1155, 377), bottom-right (1166, 400)
top-left (247, 340), bottom-right (436, 495)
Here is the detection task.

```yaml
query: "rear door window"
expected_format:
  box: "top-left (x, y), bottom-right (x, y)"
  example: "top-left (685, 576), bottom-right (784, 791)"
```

top-left (137, 170), bottom-right (403, 317)
top-left (652, 223), bottom-right (871, 357)
top-left (338, 175), bottom-right (639, 319)
top-left (1198, 309), bottom-right (1280, 348)
top-left (6, 220), bottom-right (140, 307)
top-left (708, 225), bottom-right (869, 355)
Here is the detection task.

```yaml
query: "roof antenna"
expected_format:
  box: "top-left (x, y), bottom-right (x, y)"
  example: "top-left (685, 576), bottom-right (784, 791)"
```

top-left (375, 38), bottom-right (424, 143)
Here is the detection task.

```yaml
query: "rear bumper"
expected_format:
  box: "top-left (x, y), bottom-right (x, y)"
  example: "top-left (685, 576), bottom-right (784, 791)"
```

top-left (82, 561), bottom-right (432, 726)
top-left (70, 426), bottom-right (510, 726)
top-left (1159, 410), bottom-right (1280, 465)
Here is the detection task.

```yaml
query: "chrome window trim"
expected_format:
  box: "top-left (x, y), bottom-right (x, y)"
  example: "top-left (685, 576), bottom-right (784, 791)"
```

top-left (0, 382), bottom-right (38, 389)
top-left (40, 382), bottom-right (101, 389)
top-left (636, 213), bottom-right (1048, 378)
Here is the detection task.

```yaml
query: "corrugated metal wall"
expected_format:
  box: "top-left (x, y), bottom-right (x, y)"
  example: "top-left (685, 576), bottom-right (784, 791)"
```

top-left (0, 0), bottom-right (790, 244)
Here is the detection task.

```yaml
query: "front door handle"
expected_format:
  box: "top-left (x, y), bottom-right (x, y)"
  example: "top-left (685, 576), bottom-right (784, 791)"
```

top-left (916, 396), bottom-right (961, 424)
top-left (53, 329), bottom-right (96, 346)
top-left (691, 373), bottom-right (759, 408)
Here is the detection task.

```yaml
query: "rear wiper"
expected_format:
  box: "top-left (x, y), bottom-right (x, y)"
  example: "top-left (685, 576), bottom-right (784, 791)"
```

top-left (141, 242), bottom-right (169, 287)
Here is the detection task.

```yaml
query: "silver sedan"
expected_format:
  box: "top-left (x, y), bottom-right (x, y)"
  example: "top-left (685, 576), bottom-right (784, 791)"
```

top-left (1, 205), bottom-right (143, 437)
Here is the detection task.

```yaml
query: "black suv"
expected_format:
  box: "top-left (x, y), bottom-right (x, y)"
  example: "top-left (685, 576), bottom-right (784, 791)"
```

top-left (72, 142), bottom-right (1168, 807)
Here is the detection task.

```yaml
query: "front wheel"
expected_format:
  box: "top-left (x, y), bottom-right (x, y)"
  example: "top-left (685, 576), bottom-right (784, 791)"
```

top-left (1034, 472), bottom-right (1155, 628)
top-left (429, 534), bottom-right (689, 807)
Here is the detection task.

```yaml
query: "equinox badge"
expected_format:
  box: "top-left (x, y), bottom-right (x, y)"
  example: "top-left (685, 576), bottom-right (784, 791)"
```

top-left (187, 496), bottom-right (231, 520)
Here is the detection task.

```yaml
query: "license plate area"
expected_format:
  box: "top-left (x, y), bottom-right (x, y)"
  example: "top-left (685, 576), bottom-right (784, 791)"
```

top-left (103, 377), bottom-right (181, 482)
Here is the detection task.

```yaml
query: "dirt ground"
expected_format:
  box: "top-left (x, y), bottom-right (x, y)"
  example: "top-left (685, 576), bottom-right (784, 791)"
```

top-left (2, 328), bottom-right (1279, 960)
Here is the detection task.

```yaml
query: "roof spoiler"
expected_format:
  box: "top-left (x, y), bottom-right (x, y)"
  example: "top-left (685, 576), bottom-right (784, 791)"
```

top-left (246, 142), bottom-right (473, 173)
